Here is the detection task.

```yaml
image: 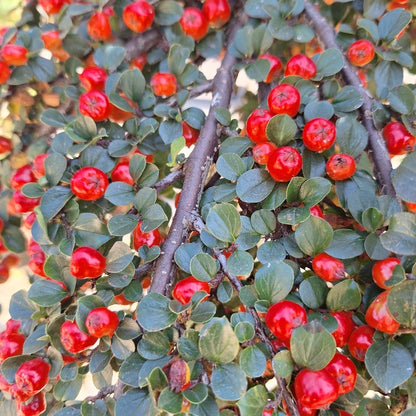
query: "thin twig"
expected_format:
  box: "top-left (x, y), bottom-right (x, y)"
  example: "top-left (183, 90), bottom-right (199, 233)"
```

top-left (84, 384), bottom-right (117, 403)
top-left (153, 168), bottom-right (184, 193)
top-left (303, 1), bottom-right (396, 198)
top-left (124, 29), bottom-right (160, 62)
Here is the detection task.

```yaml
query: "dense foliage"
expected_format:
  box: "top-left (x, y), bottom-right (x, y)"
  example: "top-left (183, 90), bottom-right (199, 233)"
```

top-left (0, 0), bottom-right (415, 415)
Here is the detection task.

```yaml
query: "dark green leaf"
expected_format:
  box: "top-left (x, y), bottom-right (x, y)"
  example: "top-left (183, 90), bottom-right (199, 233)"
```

top-left (108, 214), bottom-right (138, 236)
top-left (40, 186), bottom-right (73, 222)
top-left (239, 345), bottom-right (267, 378)
top-left (190, 253), bottom-right (218, 282)
top-left (137, 293), bottom-right (178, 331)
top-left (23, 324), bottom-right (48, 354)
top-left (380, 212), bottom-right (416, 255)
top-left (332, 86), bottom-right (364, 113)
top-left (326, 279), bottom-right (362, 311)
top-left (174, 242), bottom-right (203, 273)
top-left (378, 9), bottom-right (412, 43)
top-left (183, 383), bottom-right (208, 404)
top-left (299, 177), bottom-right (331, 208)
top-left (277, 206), bottom-right (310, 225)
top-left (315, 48), bottom-right (344, 79)
top-left (41, 109), bottom-right (67, 128)
top-left (106, 241), bottom-right (134, 273)
top-left (392, 152), bottom-right (416, 203)
top-left (299, 276), bottom-right (328, 309)
top-left (30, 56), bottom-right (56, 82)
top-left (266, 114), bottom-right (297, 146)
top-left (227, 251), bottom-right (254, 276)
top-left (237, 385), bottom-right (268, 416)
top-left (105, 182), bottom-right (135, 206)
top-left (115, 388), bottom-right (157, 416)
top-left (250, 209), bottom-right (276, 235)
top-left (325, 229), bottom-right (364, 259)
top-left (1, 225), bottom-right (26, 253)
top-left (120, 69), bottom-right (145, 104)
top-left (28, 279), bottom-right (68, 307)
top-left (295, 216), bottom-right (333, 256)
top-left (388, 280), bottom-right (416, 327)
top-left (206, 203), bottom-right (241, 243)
top-left (388, 85), bottom-right (415, 115)
top-left (245, 59), bottom-right (270, 82)
top-left (94, 45), bottom-right (125, 72)
top-left (155, 0), bottom-right (183, 25)
top-left (272, 349), bottom-right (294, 378)
top-left (138, 332), bottom-right (170, 360)
top-left (336, 117), bottom-right (368, 158)
top-left (215, 108), bottom-right (231, 126)
top-left (236, 169), bottom-right (275, 203)
top-left (190, 301), bottom-right (216, 323)
top-left (304, 101), bottom-right (334, 122)
top-left (141, 204), bottom-right (168, 232)
top-left (217, 153), bottom-right (246, 181)
top-left (211, 363), bottom-right (247, 400)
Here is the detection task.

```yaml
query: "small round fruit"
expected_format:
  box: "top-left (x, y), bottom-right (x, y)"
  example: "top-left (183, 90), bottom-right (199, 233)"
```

top-left (172, 276), bottom-right (210, 305)
top-left (150, 72), bottom-right (177, 97)
top-left (1, 44), bottom-right (28, 66)
top-left (79, 90), bottom-right (111, 121)
top-left (123, 0), bottom-right (155, 33)
top-left (85, 307), bottom-right (119, 338)
top-left (70, 246), bottom-right (106, 279)
top-left (259, 54), bottom-right (283, 83)
top-left (284, 54), bottom-right (317, 79)
top-left (15, 358), bottom-right (51, 395)
top-left (28, 251), bottom-right (47, 278)
top-left (252, 142), bottom-right (277, 165)
top-left (365, 291), bottom-right (400, 334)
top-left (0, 330), bottom-right (25, 362)
top-left (70, 166), bottom-right (109, 201)
top-left (324, 352), bottom-right (357, 395)
top-left (60, 320), bottom-right (98, 353)
top-left (347, 325), bottom-right (374, 361)
top-left (246, 108), bottom-right (274, 143)
top-left (309, 205), bottom-right (324, 218)
top-left (79, 66), bottom-right (107, 91)
top-left (132, 221), bottom-right (162, 251)
top-left (372, 257), bottom-right (401, 290)
top-left (179, 8), bottom-right (209, 41)
top-left (294, 368), bottom-right (339, 410)
top-left (267, 84), bottom-right (301, 117)
top-left (302, 118), bottom-right (336, 152)
top-left (330, 311), bottom-right (354, 347)
top-left (312, 252), bottom-right (345, 283)
top-left (265, 300), bottom-right (307, 341)
top-left (182, 122), bottom-right (199, 147)
top-left (267, 146), bottom-right (302, 182)
top-left (131, 54), bottom-right (147, 70)
top-left (9, 190), bottom-right (40, 213)
top-left (111, 162), bottom-right (134, 185)
top-left (0, 136), bottom-right (12, 154)
top-left (39, 0), bottom-right (69, 14)
top-left (202, 0), bottom-right (230, 28)
top-left (11, 164), bottom-right (37, 190)
top-left (17, 391), bottom-right (46, 416)
top-left (326, 154), bottom-right (356, 181)
top-left (0, 61), bottom-right (10, 84)
top-left (32, 153), bottom-right (49, 179)
top-left (346, 39), bottom-right (375, 67)
top-left (382, 121), bottom-right (415, 155)
top-left (41, 30), bottom-right (62, 51)
top-left (87, 11), bottom-right (112, 41)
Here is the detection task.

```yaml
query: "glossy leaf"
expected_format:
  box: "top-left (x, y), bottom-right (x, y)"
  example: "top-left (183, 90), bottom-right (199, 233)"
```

top-left (206, 203), bottom-right (241, 243)
top-left (295, 216), bottom-right (333, 256)
top-left (266, 114), bottom-right (297, 146)
top-left (211, 363), bottom-right (247, 401)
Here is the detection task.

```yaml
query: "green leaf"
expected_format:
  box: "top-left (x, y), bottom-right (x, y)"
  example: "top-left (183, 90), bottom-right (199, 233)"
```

top-left (90, 350), bottom-right (112, 374)
top-left (44, 153), bottom-right (67, 186)
top-left (105, 182), bottom-right (135, 206)
top-left (220, 136), bottom-right (252, 156)
top-left (94, 45), bottom-right (125, 72)
top-left (135, 187), bottom-right (157, 213)
top-left (168, 44), bottom-right (190, 76)
top-left (40, 186), bottom-right (73, 222)
top-left (148, 367), bottom-right (168, 391)
top-left (206, 203), bottom-right (241, 243)
top-left (119, 353), bottom-right (144, 387)
top-left (336, 117), bottom-right (368, 159)
top-left (65, 116), bottom-right (97, 143)
top-left (158, 388), bottom-right (182, 414)
top-left (299, 276), bottom-right (328, 309)
top-left (304, 101), bottom-right (334, 122)
top-left (362, 207), bottom-right (385, 232)
top-left (183, 384), bottom-right (208, 404)
top-left (315, 48), bottom-right (344, 79)
top-left (9, 290), bottom-right (37, 320)
top-left (326, 279), bottom-right (362, 311)
top-left (199, 317), bottom-right (240, 364)
top-left (380, 212), bottom-right (416, 255)
top-left (30, 56), bottom-right (56, 82)
top-left (245, 59), bottom-right (270, 82)
top-left (295, 216), bottom-right (333, 256)
top-left (266, 114), bottom-right (297, 146)
top-left (332, 86), bottom-right (364, 113)
top-left (388, 85), bottom-right (415, 115)
top-left (299, 177), bottom-right (331, 208)
top-left (155, 0), bottom-right (183, 25)
top-left (141, 204), bottom-right (168, 232)
top-left (76, 295), bottom-right (105, 333)
top-left (272, 349), bottom-right (294, 378)
top-left (81, 400), bottom-right (107, 416)
top-left (236, 169), bottom-right (275, 203)
top-left (290, 321), bottom-right (336, 371)
top-left (239, 345), bottom-right (267, 378)
top-left (115, 388), bottom-right (157, 416)
top-left (375, 61), bottom-right (403, 99)
top-left (190, 253), bottom-right (218, 282)
top-left (137, 293), bottom-right (178, 331)
top-left (54, 375), bottom-right (83, 401)
top-left (108, 214), bottom-right (138, 236)
top-left (392, 153), bottom-right (416, 203)
top-left (277, 206), bottom-right (310, 225)
top-left (357, 18), bottom-right (380, 42)
top-left (190, 396), bottom-right (219, 416)
top-left (111, 335), bottom-right (135, 360)
top-left (237, 385), bottom-right (268, 416)
top-left (28, 279), bottom-right (68, 307)
top-left (250, 209), bottom-right (276, 235)
top-left (387, 280), bottom-right (416, 327)
top-left (254, 262), bottom-right (294, 303)
top-left (215, 108), bottom-right (231, 126)
top-left (257, 240), bottom-right (286, 264)
top-left (159, 119), bottom-right (183, 145)
top-left (41, 109), bottom-right (67, 128)
top-left (325, 229), bottom-right (364, 259)
top-left (73, 213), bottom-right (111, 249)
top-left (234, 322), bottom-right (255, 343)
top-left (106, 241), bottom-right (134, 273)
top-left (217, 153), bottom-right (246, 181)
top-left (174, 242), bottom-right (203, 273)
top-left (227, 251), bottom-right (254, 276)
top-left (211, 363), bottom-right (247, 401)
top-left (1, 225), bottom-right (26, 253)
top-left (23, 324), bottom-right (48, 354)
top-left (119, 69), bottom-right (145, 104)
top-left (190, 301), bottom-right (216, 323)
top-left (365, 339), bottom-right (414, 393)
top-left (378, 9), bottom-right (412, 43)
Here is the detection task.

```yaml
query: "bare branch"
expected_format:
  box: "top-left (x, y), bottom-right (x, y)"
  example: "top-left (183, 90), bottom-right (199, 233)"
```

top-left (125, 29), bottom-right (160, 61)
top-left (303, 0), bottom-right (396, 198)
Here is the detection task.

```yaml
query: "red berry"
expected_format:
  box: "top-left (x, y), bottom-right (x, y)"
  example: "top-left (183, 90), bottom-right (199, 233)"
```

top-left (294, 368), bottom-right (339, 409)
top-left (365, 291), bottom-right (400, 334)
top-left (87, 11), bottom-right (112, 41)
top-left (60, 320), bottom-right (97, 353)
top-left (326, 154), bottom-right (356, 181)
top-left (11, 164), bottom-right (37, 190)
top-left (85, 307), bottom-right (119, 338)
top-left (182, 122), bottom-right (199, 147)
top-left (8, 190), bottom-right (41, 213)
top-left (38, 0), bottom-right (69, 14)
top-left (0, 373), bottom-right (12, 393)
top-left (17, 391), bottom-right (47, 416)
top-left (111, 162), bottom-right (134, 185)
top-left (265, 300), bottom-right (307, 341)
top-left (372, 257), bottom-right (401, 290)
top-left (150, 72), bottom-right (177, 97)
top-left (172, 276), bottom-right (210, 305)
top-left (15, 358), bottom-right (51, 396)
top-left (41, 30), bottom-right (62, 51)
top-left (70, 246), bottom-right (106, 279)
top-left (259, 54), bottom-right (283, 83)
top-left (32, 153), bottom-right (49, 179)
top-left (246, 108), bottom-right (274, 143)
top-left (329, 311), bottom-right (354, 347)
top-left (309, 205), bottom-right (324, 218)
top-left (302, 118), bottom-right (336, 152)
top-left (3, 253), bottom-right (21, 268)
top-left (382, 121), bottom-right (415, 155)
top-left (324, 352), bottom-right (357, 395)
top-left (28, 251), bottom-right (47, 278)
top-left (285, 54), bottom-right (317, 79)
top-left (70, 166), bottom-right (109, 201)
top-left (312, 253), bottom-right (345, 283)
top-left (179, 8), bottom-right (209, 41)
top-left (79, 66), bottom-right (107, 92)
top-left (0, 60), bottom-right (11, 84)
top-left (123, 0), bottom-right (155, 33)
top-left (0, 330), bottom-right (25, 362)
top-left (347, 325), bottom-right (374, 361)
top-left (267, 146), bottom-right (302, 182)
top-left (78, 90), bottom-right (111, 121)
top-left (267, 84), bottom-right (301, 117)
top-left (346, 39), bottom-right (375, 67)
top-left (252, 142), bottom-right (277, 165)
top-left (132, 221), bottom-right (162, 251)
top-left (202, 0), bottom-right (231, 28)
top-left (0, 263), bottom-right (10, 283)
top-left (131, 54), bottom-right (147, 71)
top-left (0, 136), bottom-right (12, 153)
top-left (1, 44), bottom-right (28, 66)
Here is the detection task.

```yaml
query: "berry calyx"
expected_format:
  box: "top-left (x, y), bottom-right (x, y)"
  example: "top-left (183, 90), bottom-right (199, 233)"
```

top-left (172, 276), bottom-right (210, 305)
top-left (324, 352), bottom-right (357, 395)
top-left (302, 118), bottom-right (336, 152)
top-left (312, 252), bottom-right (345, 282)
top-left (326, 154), bottom-right (356, 181)
top-left (85, 307), bottom-right (119, 338)
top-left (78, 90), bottom-right (111, 121)
top-left (284, 54), bottom-right (317, 79)
top-left (123, 0), bottom-right (155, 33)
top-left (267, 146), bottom-right (303, 182)
top-left (267, 84), bottom-right (301, 117)
top-left (70, 166), bottom-right (109, 201)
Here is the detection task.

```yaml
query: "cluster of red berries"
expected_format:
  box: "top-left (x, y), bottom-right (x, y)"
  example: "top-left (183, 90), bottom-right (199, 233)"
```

top-left (0, 320), bottom-right (49, 416)
top-left (0, 32), bottom-right (28, 84)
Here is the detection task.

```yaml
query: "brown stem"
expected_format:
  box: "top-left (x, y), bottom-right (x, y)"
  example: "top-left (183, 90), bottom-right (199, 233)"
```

top-left (153, 168), bottom-right (184, 193)
top-left (150, 10), bottom-right (247, 295)
top-left (84, 383), bottom-right (118, 402)
top-left (303, 1), bottom-right (396, 198)
top-left (125, 29), bottom-right (160, 62)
